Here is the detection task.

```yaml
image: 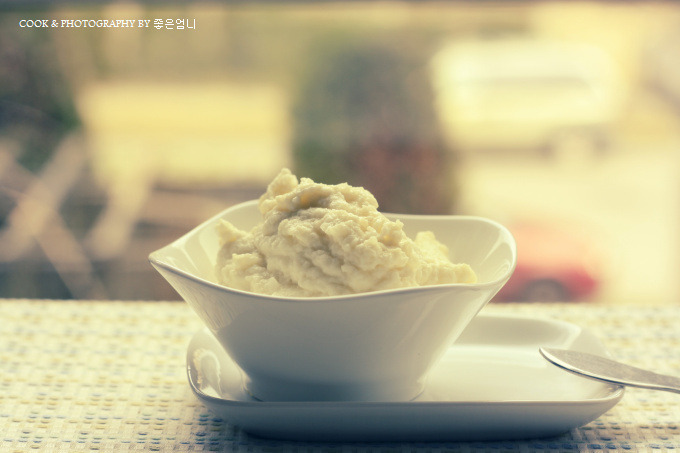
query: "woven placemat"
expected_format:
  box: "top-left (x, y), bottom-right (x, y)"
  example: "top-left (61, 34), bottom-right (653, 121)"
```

top-left (1, 300), bottom-right (679, 452)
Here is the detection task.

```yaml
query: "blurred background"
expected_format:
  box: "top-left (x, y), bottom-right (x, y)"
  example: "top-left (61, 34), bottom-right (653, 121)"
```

top-left (1, 1), bottom-right (679, 304)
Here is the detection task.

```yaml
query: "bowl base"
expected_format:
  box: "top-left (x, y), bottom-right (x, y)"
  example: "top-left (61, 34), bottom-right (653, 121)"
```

top-left (243, 375), bottom-right (425, 402)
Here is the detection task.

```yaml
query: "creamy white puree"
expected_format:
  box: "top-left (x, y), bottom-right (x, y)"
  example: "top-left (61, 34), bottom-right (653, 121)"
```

top-left (216, 169), bottom-right (476, 297)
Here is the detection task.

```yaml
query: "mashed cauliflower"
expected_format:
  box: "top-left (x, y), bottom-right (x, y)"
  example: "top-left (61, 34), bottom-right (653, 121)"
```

top-left (216, 169), bottom-right (476, 297)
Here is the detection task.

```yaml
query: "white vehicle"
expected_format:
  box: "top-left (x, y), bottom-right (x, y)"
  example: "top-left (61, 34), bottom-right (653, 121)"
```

top-left (431, 38), bottom-right (623, 157)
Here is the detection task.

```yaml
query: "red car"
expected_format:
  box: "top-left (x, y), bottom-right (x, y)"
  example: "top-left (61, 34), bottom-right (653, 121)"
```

top-left (493, 223), bottom-right (601, 302)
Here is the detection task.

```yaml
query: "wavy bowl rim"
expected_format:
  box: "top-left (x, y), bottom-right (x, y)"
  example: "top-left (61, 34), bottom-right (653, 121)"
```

top-left (149, 200), bottom-right (518, 303)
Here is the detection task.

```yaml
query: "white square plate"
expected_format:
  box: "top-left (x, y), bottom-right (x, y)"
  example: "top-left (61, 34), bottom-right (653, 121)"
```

top-left (187, 313), bottom-right (624, 442)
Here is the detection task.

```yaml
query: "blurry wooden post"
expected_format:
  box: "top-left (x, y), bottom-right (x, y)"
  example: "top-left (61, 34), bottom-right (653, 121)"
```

top-left (0, 135), bottom-right (107, 299)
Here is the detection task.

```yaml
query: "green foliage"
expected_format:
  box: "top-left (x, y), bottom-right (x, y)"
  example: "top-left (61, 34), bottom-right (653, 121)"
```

top-left (0, 15), bottom-right (80, 172)
top-left (290, 33), bottom-right (456, 214)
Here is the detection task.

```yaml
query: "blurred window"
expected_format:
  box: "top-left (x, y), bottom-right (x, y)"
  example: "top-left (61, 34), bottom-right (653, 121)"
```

top-left (1, 2), bottom-right (679, 304)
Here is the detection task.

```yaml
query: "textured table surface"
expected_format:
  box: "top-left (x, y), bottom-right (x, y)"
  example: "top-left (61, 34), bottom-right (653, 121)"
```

top-left (2, 299), bottom-right (680, 452)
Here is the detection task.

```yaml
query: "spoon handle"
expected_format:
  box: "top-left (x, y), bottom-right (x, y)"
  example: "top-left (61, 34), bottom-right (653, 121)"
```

top-left (540, 347), bottom-right (680, 394)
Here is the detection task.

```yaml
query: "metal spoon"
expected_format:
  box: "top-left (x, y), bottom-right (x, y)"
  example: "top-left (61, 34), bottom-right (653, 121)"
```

top-left (540, 347), bottom-right (680, 394)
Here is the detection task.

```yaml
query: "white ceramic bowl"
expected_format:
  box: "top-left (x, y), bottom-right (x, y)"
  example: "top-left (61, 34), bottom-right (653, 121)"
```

top-left (149, 200), bottom-right (517, 402)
